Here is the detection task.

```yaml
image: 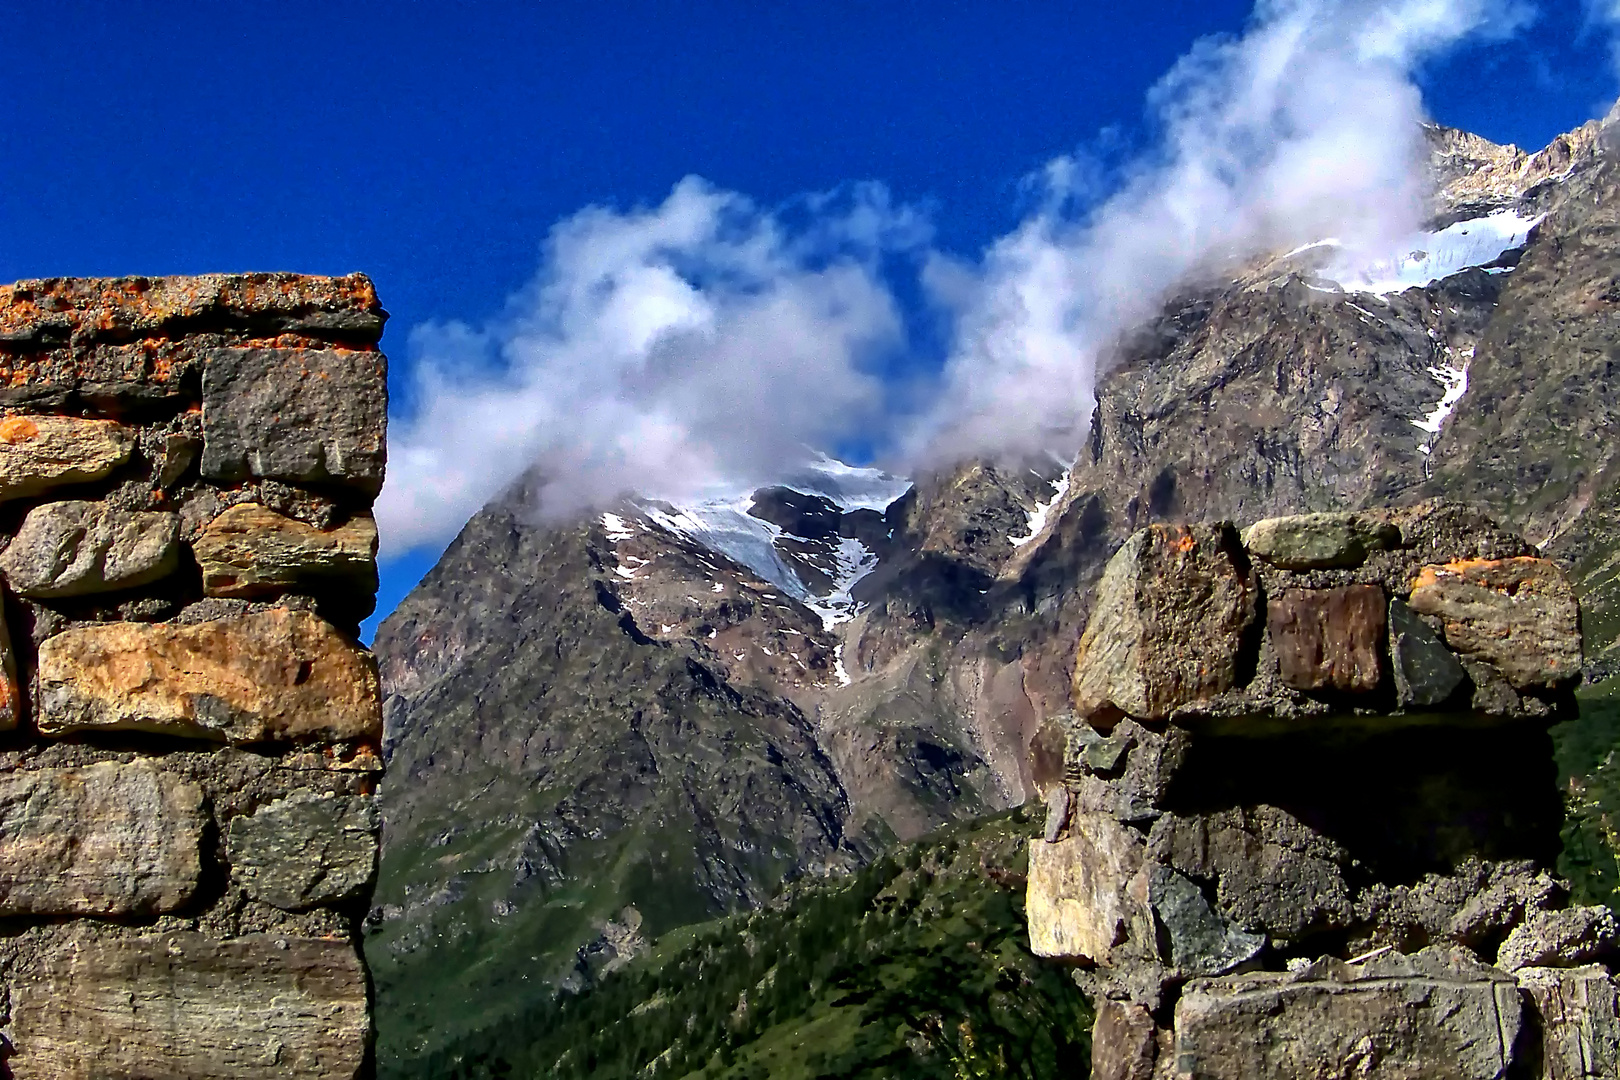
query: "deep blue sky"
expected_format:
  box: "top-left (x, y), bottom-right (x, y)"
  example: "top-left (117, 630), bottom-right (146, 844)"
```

top-left (3, 2), bottom-right (1615, 637)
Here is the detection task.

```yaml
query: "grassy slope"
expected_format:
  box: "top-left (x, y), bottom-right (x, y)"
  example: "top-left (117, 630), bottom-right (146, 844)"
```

top-left (1556, 681), bottom-right (1620, 916)
top-left (379, 806), bottom-right (1093, 1080)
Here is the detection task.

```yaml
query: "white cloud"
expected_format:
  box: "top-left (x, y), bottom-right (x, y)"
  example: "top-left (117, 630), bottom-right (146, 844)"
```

top-left (902, 0), bottom-right (1533, 465)
top-left (379, 0), bottom-right (1538, 555)
top-left (375, 178), bottom-right (923, 553)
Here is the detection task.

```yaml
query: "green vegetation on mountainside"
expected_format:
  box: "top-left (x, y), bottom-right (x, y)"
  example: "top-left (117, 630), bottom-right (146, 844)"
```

top-left (1556, 682), bottom-right (1620, 916)
top-left (377, 807), bottom-right (1092, 1080)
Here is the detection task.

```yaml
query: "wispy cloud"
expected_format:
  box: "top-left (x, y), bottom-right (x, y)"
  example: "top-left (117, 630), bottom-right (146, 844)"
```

top-left (376, 179), bottom-right (924, 553)
top-left (378, 0), bottom-right (1536, 555)
top-left (903, 0), bottom-right (1533, 464)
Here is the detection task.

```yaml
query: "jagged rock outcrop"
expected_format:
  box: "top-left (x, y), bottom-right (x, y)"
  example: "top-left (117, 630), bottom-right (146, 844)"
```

top-left (1029, 506), bottom-right (1616, 1079)
top-left (0, 274), bottom-right (388, 1079)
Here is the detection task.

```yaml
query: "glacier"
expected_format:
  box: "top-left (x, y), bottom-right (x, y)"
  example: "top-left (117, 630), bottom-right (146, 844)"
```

top-left (1323, 210), bottom-right (1542, 296)
top-left (637, 457), bottom-right (912, 630)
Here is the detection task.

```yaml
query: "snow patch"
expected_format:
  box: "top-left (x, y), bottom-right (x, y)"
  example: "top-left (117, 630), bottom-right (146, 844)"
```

top-left (1010, 465), bottom-right (1074, 547)
top-left (1412, 348), bottom-right (1472, 456)
top-left (833, 644), bottom-right (851, 687)
top-left (1324, 211), bottom-right (1542, 296)
top-left (600, 513), bottom-right (635, 541)
top-left (780, 453), bottom-right (913, 514)
top-left (640, 457), bottom-right (910, 630)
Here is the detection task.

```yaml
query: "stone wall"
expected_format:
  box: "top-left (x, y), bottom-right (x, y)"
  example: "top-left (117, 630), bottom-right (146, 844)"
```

top-left (1028, 502), bottom-right (1620, 1079)
top-left (0, 275), bottom-right (388, 1078)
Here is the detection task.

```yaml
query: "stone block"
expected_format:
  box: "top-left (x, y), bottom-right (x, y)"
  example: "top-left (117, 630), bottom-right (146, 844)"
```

top-left (1027, 811), bottom-right (1153, 964)
top-left (0, 343), bottom-right (198, 410)
top-left (1408, 557), bottom-right (1582, 689)
top-left (1070, 720), bottom-right (1189, 824)
top-left (201, 347), bottom-right (387, 495)
top-left (0, 500), bottom-right (180, 597)
top-left (0, 415), bottom-right (135, 503)
top-left (37, 608), bottom-right (382, 745)
top-left (227, 789), bottom-right (380, 909)
top-left (1241, 511), bottom-right (1400, 570)
top-left (1147, 806), bottom-right (1354, 941)
top-left (1173, 948), bottom-right (1522, 1080)
top-left (0, 273), bottom-right (385, 346)
top-left (155, 432), bottom-right (199, 488)
top-left (1389, 598), bottom-right (1469, 708)
top-left (1146, 865), bottom-right (1265, 977)
top-left (1091, 998), bottom-right (1159, 1080)
top-left (1072, 523), bottom-right (1257, 725)
top-left (1516, 965), bottom-right (1620, 1080)
top-left (193, 502), bottom-right (378, 605)
top-left (0, 761), bottom-right (203, 917)
top-left (1268, 585), bottom-right (1386, 693)
top-left (8, 930), bottom-right (369, 1079)
top-left (1042, 784), bottom-right (1072, 843)
top-left (1496, 906), bottom-right (1618, 972)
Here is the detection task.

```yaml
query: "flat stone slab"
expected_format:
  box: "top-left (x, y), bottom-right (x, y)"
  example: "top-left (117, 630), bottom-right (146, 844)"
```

top-left (1072, 523), bottom-right (1257, 725)
top-left (0, 273), bottom-right (385, 345)
top-left (1241, 511), bottom-right (1400, 570)
top-left (1027, 811), bottom-right (1153, 964)
top-left (37, 608), bottom-right (382, 745)
top-left (1516, 965), bottom-right (1620, 1080)
top-left (8, 930), bottom-right (368, 1079)
top-left (0, 761), bottom-right (203, 917)
top-left (0, 500), bottom-right (179, 597)
top-left (1174, 948), bottom-right (1522, 1080)
top-left (193, 502), bottom-right (377, 602)
top-left (1408, 557), bottom-right (1581, 689)
top-left (227, 789), bottom-right (380, 909)
top-left (1268, 585), bottom-right (1387, 693)
top-left (201, 347), bottom-right (387, 495)
top-left (0, 415), bottom-right (135, 503)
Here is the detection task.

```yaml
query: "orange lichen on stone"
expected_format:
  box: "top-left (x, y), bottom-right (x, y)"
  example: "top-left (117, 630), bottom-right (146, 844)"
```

top-left (1410, 557), bottom-right (1556, 596)
top-left (0, 273), bottom-right (384, 345)
top-left (0, 416), bottom-right (40, 443)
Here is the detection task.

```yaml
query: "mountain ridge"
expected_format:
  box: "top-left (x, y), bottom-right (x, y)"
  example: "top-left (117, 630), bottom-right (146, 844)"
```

top-left (369, 109), bottom-right (1620, 1067)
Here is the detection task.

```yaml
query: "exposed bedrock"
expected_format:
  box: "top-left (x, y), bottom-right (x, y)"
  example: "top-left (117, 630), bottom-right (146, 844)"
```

top-left (1028, 504), bottom-right (1616, 1079)
top-left (0, 273), bottom-right (388, 1079)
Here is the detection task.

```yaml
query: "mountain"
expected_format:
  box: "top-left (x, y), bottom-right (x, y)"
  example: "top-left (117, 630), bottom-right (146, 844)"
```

top-left (368, 109), bottom-right (1620, 1069)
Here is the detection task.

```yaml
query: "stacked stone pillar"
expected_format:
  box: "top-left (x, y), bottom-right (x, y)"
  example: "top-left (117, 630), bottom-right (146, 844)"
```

top-left (1028, 502), bottom-right (1619, 1079)
top-left (0, 275), bottom-right (388, 1078)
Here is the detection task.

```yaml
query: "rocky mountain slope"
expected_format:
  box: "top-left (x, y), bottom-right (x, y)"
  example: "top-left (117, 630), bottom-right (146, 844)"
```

top-left (370, 110), bottom-right (1620, 1064)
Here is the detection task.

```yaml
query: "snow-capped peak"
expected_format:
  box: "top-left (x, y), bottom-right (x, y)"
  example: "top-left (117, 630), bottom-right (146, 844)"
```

top-left (631, 458), bottom-right (912, 631)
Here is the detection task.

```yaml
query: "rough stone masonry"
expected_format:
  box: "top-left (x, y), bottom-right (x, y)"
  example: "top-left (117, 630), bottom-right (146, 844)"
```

top-left (1029, 503), bottom-right (1620, 1080)
top-left (0, 275), bottom-right (387, 1079)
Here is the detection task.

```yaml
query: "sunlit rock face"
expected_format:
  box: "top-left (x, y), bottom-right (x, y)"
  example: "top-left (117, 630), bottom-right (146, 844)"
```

top-left (0, 273), bottom-right (388, 1079)
top-left (1029, 504), bottom-right (1613, 1078)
